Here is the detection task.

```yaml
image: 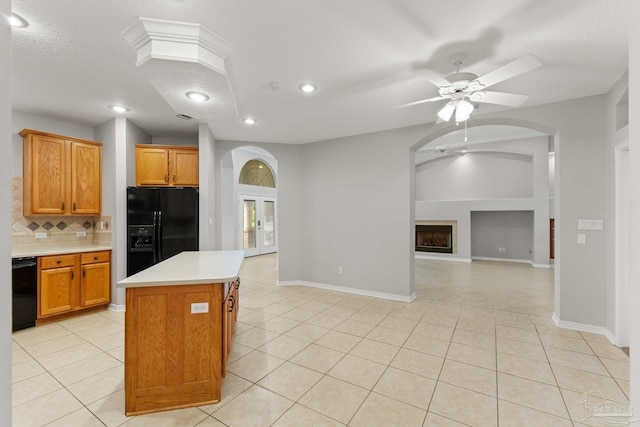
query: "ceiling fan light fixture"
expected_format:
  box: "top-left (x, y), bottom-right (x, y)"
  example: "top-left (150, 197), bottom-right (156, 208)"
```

top-left (437, 102), bottom-right (456, 122)
top-left (469, 91), bottom-right (485, 102)
top-left (9, 12), bottom-right (28, 28)
top-left (455, 99), bottom-right (474, 122)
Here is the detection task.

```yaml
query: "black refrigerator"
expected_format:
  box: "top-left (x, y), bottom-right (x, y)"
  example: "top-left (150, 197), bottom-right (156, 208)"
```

top-left (127, 187), bottom-right (199, 276)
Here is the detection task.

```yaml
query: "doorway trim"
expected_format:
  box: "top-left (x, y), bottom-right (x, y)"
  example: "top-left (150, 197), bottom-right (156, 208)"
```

top-left (614, 140), bottom-right (629, 347)
top-left (238, 194), bottom-right (277, 257)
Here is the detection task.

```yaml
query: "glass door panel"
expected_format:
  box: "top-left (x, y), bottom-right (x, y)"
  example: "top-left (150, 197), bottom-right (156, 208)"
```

top-left (263, 200), bottom-right (275, 248)
top-left (239, 196), bottom-right (277, 256)
top-left (243, 200), bottom-right (256, 251)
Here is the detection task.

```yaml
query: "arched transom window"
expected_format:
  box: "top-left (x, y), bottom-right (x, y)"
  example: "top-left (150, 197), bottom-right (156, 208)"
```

top-left (239, 159), bottom-right (275, 188)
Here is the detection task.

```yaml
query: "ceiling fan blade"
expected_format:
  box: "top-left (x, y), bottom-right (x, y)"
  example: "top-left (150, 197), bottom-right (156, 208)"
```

top-left (472, 54), bottom-right (542, 89)
top-left (470, 91), bottom-right (529, 107)
top-left (419, 69), bottom-right (454, 88)
top-left (397, 96), bottom-right (445, 108)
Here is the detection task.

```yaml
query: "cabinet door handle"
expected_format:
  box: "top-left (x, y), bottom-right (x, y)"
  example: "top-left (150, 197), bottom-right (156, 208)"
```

top-left (71, 270), bottom-right (74, 280)
top-left (82, 268), bottom-right (86, 278)
top-left (173, 174), bottom-right (177, 183)
top-left (94, 256), bottom-right (98, 260)
top-left (61, 201), bottom-right (65, 211)
top-left (73, 202), bottom-right (76, 211)
top-left (164, 174), bottom-right (168, 183)
top-left (56, 259), bottom-right (61, 264)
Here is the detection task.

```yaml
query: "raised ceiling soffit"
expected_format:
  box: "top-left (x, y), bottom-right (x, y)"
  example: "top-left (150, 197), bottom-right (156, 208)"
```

top-left (122, 17), bottom-right (239, 120)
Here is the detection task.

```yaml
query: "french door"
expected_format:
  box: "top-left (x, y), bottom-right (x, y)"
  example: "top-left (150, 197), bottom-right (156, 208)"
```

top-left (239, 195), bottom-right (277, 256)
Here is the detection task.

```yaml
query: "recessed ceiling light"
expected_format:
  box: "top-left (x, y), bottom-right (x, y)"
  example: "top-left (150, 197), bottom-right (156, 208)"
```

top-left (109, 105), bottom-right (129, 113)
top-left (299, 83), bottom-right (317, 93)
top-left (9, 12), bottom-right (28, 28)
top-left (243, 118), bottom-right (257, 125)
top-left (185, 91), bottom-right (209, 102)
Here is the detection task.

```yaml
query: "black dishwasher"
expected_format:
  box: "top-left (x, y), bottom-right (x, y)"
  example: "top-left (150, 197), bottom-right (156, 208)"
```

top-left (12, 257), bottom-right (37, 331)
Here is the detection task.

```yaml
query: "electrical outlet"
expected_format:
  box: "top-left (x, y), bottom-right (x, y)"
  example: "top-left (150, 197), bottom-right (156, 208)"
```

top-left (338, 266), bottom-right (343, 274)
top-left (76, 231), bottom-right (87, 237)
top-left (35, 232), bottom-right (47, 239)
top-left (577, 234), bottom-right (586, 245)
top-left (191, 302), bottom-right (209, 314)
top-left (498, 247), bottom-right (506, 253)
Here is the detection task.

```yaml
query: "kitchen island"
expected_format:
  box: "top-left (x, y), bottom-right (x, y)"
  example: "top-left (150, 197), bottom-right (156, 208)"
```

top-left (118, 250), bottom-right (244, 416)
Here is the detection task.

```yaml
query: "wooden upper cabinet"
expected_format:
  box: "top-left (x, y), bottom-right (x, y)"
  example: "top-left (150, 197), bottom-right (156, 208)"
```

top-left (136, 144), bottom-right (199, 187)
top-left (136, 146), bottom-right (170, 186)
top-left (71, 141), bottom-right (102, 215)
top-left (26, 134), bottom-right (67, 215)
top-left (21, 129), bottom-right (102, 216)
top-left (171, 148), bottom-right (199, 186)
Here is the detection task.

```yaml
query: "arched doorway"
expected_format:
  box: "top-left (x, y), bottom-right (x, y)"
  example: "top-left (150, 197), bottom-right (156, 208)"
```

top-left (414, 124), bottom-right (553, 267)
top-left (238, 159), bottom-right (277, 256)
top-left (218, 146), bottom-right (278, 257)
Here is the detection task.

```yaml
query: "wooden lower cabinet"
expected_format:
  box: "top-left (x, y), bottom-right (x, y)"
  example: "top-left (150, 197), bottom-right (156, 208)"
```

top-left (38, 251), bottom-right (111, 319)
top-left (39, 254), bottom-right (78, 318)
top-left (125, 279), bottom-right (240, 416)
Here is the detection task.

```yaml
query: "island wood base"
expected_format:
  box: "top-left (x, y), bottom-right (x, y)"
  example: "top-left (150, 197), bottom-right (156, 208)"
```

top-left (124, 283), bottom-right (226, 416)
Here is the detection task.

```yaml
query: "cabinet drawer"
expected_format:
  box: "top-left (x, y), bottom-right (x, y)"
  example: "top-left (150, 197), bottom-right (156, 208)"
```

top-left (40, 254), bottom-right (76, 269)
top-left (81, 251), bottom-right (110, 264)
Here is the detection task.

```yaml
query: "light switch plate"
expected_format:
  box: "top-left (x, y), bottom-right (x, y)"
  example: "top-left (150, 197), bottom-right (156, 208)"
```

top-left (35, 232), bottom-right (47, 239)
top-left (191, 302), bottom-right (209, 314)
top-left (577, 234), bottom-right (586, 245)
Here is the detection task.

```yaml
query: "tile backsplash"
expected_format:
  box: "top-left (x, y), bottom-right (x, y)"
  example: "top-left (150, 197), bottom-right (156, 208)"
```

top-left (12, 177), bottom-right (112, 246)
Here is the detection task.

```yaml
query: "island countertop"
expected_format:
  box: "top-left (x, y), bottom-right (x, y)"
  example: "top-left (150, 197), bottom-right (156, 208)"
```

top-left (118, 250), bottom-right (245, 288)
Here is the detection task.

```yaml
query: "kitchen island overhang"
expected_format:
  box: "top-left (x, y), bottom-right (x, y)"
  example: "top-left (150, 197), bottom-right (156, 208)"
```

top-left (118, 250), bottom-right (244, 416)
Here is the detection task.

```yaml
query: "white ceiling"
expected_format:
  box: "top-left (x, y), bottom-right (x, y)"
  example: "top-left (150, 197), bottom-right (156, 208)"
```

top-left (10, 0), bottom-right (629, 144)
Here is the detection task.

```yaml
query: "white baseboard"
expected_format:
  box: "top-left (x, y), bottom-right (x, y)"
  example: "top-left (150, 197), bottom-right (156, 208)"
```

top-left (532, 263), bottom-right (553, 269)
top-left (277, 280), bottom-right (416, 303)
top-left (552, 312), bottom-right (617, 344)
top-left (415, 254), bottom-right (471, 263)
top-left (471, 257), bottom-right (552, 269)
top-left (108, 303), bottom-right (126, 312)
top-left (472, 256), bottom-right (532, 264)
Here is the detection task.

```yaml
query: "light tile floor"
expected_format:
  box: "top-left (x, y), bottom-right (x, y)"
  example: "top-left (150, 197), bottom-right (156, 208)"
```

top-left (12, 255), bottom-right (630, 426)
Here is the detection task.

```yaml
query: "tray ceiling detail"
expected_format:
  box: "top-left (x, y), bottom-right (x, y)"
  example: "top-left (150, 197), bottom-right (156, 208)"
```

top-left (122, 17), bottom-right (238, 120)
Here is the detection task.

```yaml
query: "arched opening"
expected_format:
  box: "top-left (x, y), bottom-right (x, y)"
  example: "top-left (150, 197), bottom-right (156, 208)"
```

top-left (238, 159), bottom-right (276, 188)
top-left (219, 146), bottom-right (278, 257)
top-left (410, 120), bottom-right (557, 313)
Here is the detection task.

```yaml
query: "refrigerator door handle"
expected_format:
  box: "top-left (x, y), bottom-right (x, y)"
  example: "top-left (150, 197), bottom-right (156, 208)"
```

top-left (157, 210), bottom-right (163, 261)
top-left (152, 210), bottom-right (159, 264)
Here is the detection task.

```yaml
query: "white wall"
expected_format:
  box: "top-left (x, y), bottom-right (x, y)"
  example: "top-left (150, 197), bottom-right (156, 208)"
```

top-left (603, 72), bottom-right (629, 347)
top-left (199, 124), bottom-right (216, 250)
top-left (471, 210), bottom-right (534, 261)
top-left (95, 118), bottom-right (150, 308)
top-left (295, 126), bottom-right (428, 300)
top-left (1, 1), bottom-right (12, 423)
top-left (416, 151), bottom-right (534, 201)
top-left (152, 136), bottom-right (197, 146)
top-left (627, 2), bottom-right (639, 413)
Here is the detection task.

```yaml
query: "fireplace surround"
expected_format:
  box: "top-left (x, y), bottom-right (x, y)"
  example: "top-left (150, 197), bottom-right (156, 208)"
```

top-left (415, 220), bottom-right (457, 254)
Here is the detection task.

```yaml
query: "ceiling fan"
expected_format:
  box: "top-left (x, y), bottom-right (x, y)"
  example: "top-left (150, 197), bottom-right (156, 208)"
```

top-left (402, 53), bottom-right (542, 123)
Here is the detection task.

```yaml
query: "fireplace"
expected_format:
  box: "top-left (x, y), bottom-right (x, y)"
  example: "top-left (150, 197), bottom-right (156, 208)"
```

top-left (416, 223), bottom-right (454, 254)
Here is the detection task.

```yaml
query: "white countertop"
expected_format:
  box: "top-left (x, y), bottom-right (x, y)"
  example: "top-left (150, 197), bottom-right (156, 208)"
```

top-left (12, 244), bottom-right (113, 258)
top-left (118, 250), bottom-right (245, 288)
